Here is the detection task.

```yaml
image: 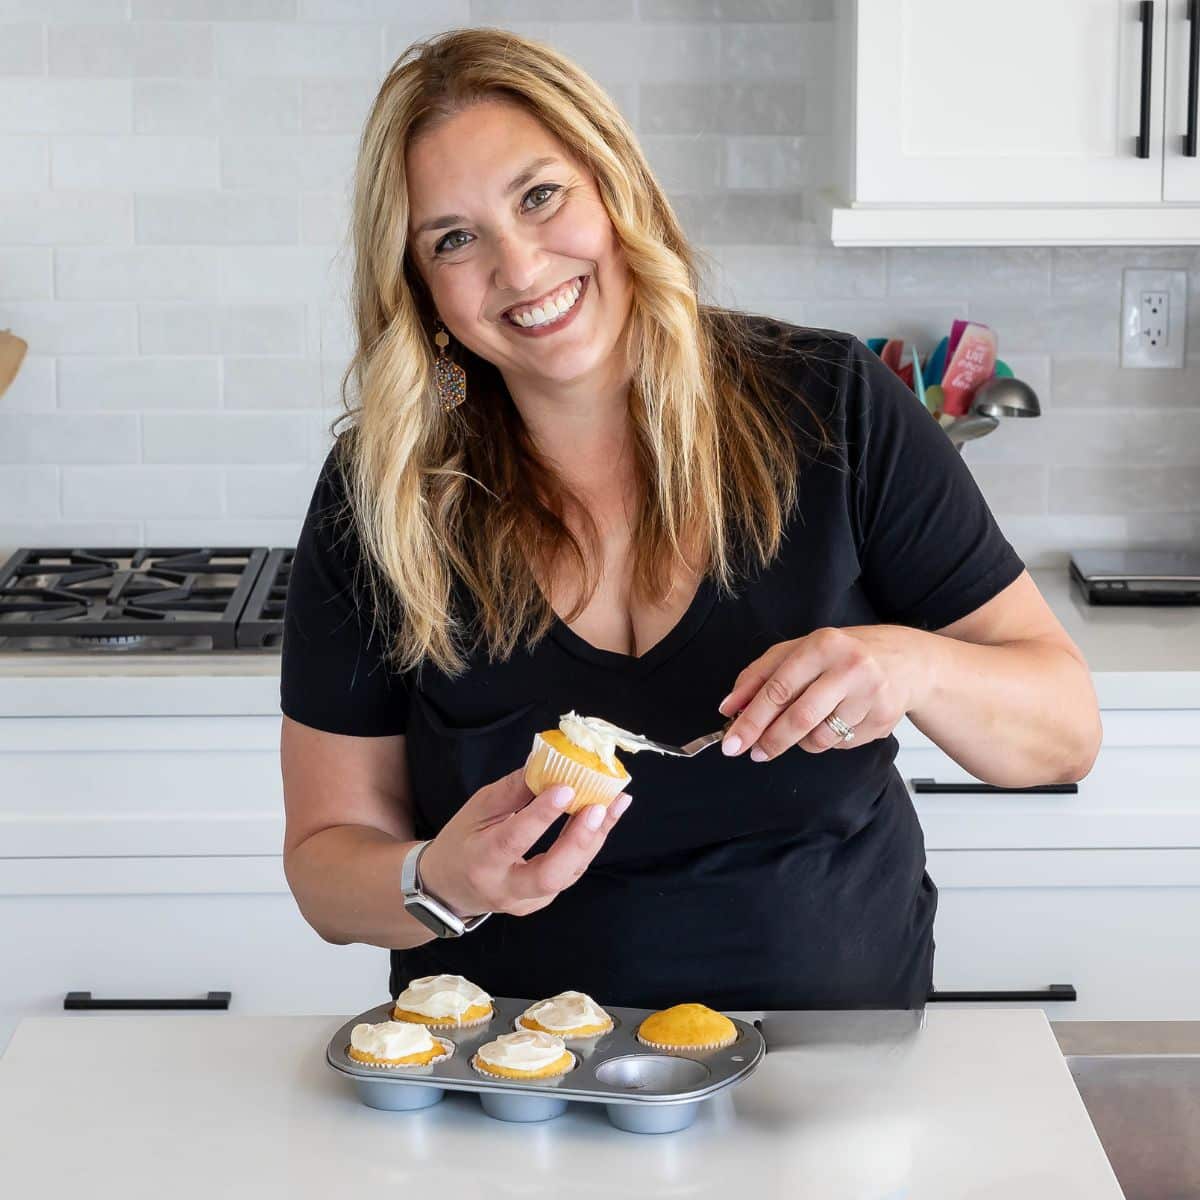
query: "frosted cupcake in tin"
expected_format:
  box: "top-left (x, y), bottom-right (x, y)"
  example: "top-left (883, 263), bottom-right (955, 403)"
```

top-left (472, 1029), bottom-right (575, 1080)
top-left (525, 710), bottom-right (664, 815)
top-left (391, 973), bottom-right (493, 1028)
top-left (347, 1019), bottom-right (453, 1069)
top-left (636, 1003), bottom-right (738, 1051)
top-left (516, 990), bottom-right (614, 1039)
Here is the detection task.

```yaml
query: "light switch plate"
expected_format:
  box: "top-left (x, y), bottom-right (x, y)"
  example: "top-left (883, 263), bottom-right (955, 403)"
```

top-left (1120, 268), bottom-right (1186, 368)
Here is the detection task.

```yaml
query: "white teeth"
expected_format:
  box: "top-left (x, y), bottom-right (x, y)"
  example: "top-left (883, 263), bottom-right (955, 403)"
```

top-left (509, 277), bottom-right (583, 327)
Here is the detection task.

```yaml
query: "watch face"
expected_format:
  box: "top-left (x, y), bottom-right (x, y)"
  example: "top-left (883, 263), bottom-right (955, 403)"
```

top-left (405, 897), bottom-right (460, 938)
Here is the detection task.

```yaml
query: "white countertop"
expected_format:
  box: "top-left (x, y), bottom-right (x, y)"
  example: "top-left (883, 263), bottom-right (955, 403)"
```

top-left (0, 1008), bottom-right (1120, 1199)
top-left (0, 567), bottom-right (1195, 714)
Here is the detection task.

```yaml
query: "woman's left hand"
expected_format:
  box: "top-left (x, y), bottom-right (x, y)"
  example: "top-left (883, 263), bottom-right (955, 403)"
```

top-left (718, 625), bottom-right (933, 761)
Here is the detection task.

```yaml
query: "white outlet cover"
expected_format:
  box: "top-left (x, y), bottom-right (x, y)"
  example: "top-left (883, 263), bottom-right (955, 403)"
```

top-left (1120, 268), bottom-right (1187, 369)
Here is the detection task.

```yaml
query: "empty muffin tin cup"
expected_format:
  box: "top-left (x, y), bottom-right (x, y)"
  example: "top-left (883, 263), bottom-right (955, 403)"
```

top-left (596, 1055), bottom-right (710, 1134)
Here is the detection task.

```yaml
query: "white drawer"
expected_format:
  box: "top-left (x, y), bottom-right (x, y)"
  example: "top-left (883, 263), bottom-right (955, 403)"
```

top-left (0, 855), bottom-right (388, 1057)
top-left (927, 848), bottom-right (1200, 1021)
top-left (0, 714), bottom-right (284, 856)
top-left (895, 710), bottom-right (1200, 850)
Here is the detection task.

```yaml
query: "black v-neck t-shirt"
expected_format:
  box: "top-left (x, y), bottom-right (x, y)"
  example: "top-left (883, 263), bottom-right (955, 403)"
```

top-left (280, 321), bottom-right (1026, 1010)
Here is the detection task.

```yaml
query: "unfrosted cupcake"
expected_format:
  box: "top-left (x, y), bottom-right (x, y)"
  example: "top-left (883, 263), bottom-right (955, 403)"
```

top-left (391, 973), bottom-right (493, 1029)
top-left (346, 1019), bottom-right (453, 1069)
top-left (472, 1029), bottom-right (575, 1081)
top-left (525, 710), bottom-right (664, 815)
top-left (516, 990), bottom-right (614, 1039)
top-left (636, 1003), bottom-right (738, 1051)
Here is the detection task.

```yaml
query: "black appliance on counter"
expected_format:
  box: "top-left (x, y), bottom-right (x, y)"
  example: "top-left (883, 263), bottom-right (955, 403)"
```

top-left (0, 547), bottom-right (292, 652)
top-left (1068, 549), bottom-right (1200, 606)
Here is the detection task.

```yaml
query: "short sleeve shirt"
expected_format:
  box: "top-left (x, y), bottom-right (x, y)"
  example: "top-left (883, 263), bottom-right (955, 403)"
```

top-left (280, 321), bottom-right (1026, 1010)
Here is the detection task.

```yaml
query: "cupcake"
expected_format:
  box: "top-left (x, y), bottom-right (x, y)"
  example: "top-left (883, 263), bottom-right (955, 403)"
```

top-left (516, 990), bottom-right (614, 1039)
top-left (391, 973), bottom-right (493, 1028)
top-left (346, 1019), bottom-right (453, 1069)
top-left (636, 1003), bottom-right (738, 1052)
top-left (471, 1029), bottom-right (575, 1080)
top-left (525, 710), bottom-right (665, 815)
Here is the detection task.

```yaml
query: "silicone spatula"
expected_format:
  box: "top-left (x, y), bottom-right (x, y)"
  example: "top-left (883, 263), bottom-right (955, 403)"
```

top-left (925, 336), bottom-right (949, 387)
top-left (940, 323), bottom-right (997, 418)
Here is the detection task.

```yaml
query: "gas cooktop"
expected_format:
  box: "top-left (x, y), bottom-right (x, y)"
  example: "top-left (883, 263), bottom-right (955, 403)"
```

top-left (0, 547), bottom-right (292, 653)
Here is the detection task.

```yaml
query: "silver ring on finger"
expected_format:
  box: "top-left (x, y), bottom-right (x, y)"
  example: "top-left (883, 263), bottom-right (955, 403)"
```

top-left (824, 713), bottom-right (856, 743)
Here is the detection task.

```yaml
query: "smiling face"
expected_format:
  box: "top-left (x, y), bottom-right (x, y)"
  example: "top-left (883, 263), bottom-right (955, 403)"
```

top-left (405, 99), bottom-right (634, 397)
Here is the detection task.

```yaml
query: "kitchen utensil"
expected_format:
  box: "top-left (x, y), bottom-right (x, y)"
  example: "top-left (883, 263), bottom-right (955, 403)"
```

top-left (943, 413), bottom-right (999, 449)
top-left (925, 336), bottom-right (950, 386)
top-left (327, 996), bottom-right (766, 1135)
top-left (618, 716), bottom-right (736, 758)
top-left (940, 323), bottom-right (997, 417)
top-left (970, 375), bottom-right (1041, 420)
top-left (993, 359), bottom-right (1014, 378)
top-left (0, 330), bottom-right (27, 399)
top-left (924, 383), bottom-right (945, 417)
top-left (911, 346), bottom-right (931, 413)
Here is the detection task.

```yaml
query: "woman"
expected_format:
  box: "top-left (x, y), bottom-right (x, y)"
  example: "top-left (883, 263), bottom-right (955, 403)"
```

top-left (279, 28), bottom-right (1101, 1011)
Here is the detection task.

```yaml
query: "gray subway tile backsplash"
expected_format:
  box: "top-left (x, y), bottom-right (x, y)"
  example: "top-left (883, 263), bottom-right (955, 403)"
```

top-left (0, 6), bottom-right (1195, 566)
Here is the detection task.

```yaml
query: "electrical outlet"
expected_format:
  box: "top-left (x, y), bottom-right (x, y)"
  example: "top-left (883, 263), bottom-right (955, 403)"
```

top-left (1141, 292), bottom-right (1168, 350)
top-left (1121, 269), bottom-right (1186, 368)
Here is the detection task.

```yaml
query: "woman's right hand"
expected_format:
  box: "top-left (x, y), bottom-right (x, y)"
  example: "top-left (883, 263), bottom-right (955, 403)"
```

top-left (417, 768), bottom-right (632, 920)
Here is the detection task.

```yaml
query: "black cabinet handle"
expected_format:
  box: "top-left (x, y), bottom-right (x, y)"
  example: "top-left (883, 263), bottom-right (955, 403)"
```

top-left (1137, 0), bottom-right (1154, 158)
top-left (64, 990), bottom-right (231, 1011)
top-left (910, 777), bottom-right (1078, 795)
top-left (928, 984), bottom-right (1076, 1003)
top-left (1187, 0), bottom-right (1200, 156)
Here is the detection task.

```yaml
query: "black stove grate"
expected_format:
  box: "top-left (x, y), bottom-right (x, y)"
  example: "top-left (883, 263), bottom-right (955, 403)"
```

top-left (236, 547), bottom-right (292, 649)
top-left (0, 547), bottom-right (270, 652)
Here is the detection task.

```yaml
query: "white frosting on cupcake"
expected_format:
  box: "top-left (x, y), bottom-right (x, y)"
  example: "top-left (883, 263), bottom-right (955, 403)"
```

top-left (350, 1020), bottom-right (437, 1060)
top-left (521, 990), bottom-right (612, 1034)
top-left (394, 974), bottom-right (491, 1019)
top-left (476, 1029), bottom-right (570, 1073)
top-left (558, 710), bottom-right (665, 773)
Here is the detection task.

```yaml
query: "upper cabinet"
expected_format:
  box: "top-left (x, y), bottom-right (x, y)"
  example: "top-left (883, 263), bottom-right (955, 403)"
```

top-left (1165, 0), bottom-right (1200, 199)
top-left (824, 0), bottom-right (1200, 245)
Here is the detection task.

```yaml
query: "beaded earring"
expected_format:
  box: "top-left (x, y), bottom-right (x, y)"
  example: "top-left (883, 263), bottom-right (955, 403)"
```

top-left (434, 319), bottom-right (466, 412)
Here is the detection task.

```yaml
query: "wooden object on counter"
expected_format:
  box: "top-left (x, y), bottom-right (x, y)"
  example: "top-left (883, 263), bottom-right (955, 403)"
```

top-left (0, 331), bottom-right (27, 398)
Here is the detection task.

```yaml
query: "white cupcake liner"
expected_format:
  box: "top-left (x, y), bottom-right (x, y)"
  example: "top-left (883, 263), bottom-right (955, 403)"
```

top-left (524, 734), bottom-right (628, 814)
top-left (471, 1049), bottom-right (576, 1080)
top-left (635, 1030), bottom-right (737, 1052)
top-left (347, 1035), bottom-right (455, 1070)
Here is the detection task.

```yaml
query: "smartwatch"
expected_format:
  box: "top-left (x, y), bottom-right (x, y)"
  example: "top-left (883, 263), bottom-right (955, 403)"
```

top-left (400, 840), bottom-right (491, 939)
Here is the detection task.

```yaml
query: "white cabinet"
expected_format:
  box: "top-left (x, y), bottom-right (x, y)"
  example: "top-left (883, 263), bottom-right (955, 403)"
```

top-left (827, 0), bottom-right (1200, 244)
top-left (924, 848), bottom-right (1200, 1021)
top-left (894, 708), bottom-right (1200, 1020)
top-left (0, 859), bottom-right (389, 1058)
top-left (851, 0), bottom-right (1164, 205)
top-left (0, 710), bottom-right (389, 1056)
top-left (2, 668), bottom-right (1197, 1045)
top-left (1164, 0), bottom-right (1200, 200)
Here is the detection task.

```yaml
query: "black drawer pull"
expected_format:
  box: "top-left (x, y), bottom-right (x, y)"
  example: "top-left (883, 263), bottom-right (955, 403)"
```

top-left (910, 777), bottom-right (1078, 795)
top-left (1137, 0), bottom-right (1154, 158)
top-left (928, 984), bottom-right (1076, 1003)
top-left (64, 990), bottom-right (231, 1011)
top-left (1187, 0), bottom-right (1199, 156)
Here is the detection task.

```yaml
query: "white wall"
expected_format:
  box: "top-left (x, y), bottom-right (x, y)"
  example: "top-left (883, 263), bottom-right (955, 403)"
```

top-left (2, 0), bottom-right (1198, 565)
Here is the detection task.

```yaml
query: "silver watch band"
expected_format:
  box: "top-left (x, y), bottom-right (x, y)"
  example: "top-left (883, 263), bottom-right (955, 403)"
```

top-left (400, 840), bottom-right (491, 938)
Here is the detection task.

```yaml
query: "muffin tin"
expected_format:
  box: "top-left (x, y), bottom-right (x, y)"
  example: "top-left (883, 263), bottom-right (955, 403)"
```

top-left (325, 997), bottom-right (765, 1134)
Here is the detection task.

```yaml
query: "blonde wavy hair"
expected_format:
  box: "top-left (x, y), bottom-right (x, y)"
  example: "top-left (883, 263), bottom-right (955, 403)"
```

top-left (332, 27), bottom-right (835, 678)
